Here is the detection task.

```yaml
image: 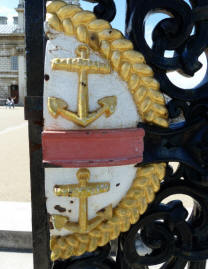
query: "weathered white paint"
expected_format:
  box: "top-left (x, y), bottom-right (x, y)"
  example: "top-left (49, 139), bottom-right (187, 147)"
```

top-left (43, 34), bottom-right (140, 130)
top-left (45, 165), bottom-right (137, 236)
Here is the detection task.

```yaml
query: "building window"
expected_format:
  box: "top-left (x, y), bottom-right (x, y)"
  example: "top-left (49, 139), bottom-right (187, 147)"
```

top-left (11, 56), bottom-right (18, 70)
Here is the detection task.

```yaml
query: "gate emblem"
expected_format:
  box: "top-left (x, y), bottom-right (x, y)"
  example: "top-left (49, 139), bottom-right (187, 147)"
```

top-left (44, 0), bottom-right (169, 262)
top-left (48, 44), bottom-right (117, 127)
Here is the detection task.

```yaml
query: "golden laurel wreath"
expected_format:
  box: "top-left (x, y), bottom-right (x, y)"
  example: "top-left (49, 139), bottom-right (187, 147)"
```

top-left (46, 0), bottom-right (169, 261)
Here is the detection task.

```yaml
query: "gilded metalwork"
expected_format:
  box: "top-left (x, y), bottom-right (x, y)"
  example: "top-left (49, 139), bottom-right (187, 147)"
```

top-left (49, 44), bottom-right (117, 127)
top-left (53, 168), bottom-right (111, 233)
top-left (50, 163), bottom-right (166, 261)
top-left (52, 204), bottom-right (113, 233)
top-left (46, 1), bottom-right (168, 128)
top-left (45, 1), bottom-right (169, 261)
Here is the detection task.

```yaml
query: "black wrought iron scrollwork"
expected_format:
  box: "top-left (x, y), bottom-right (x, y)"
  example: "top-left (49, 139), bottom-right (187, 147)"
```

top-left (120, 0), bottom-right (208, 268)
top-left (139, 117), bottom-right (208, 174)
top-left (84, 0), bottom-right (116, 22)
top-left (126, 0), bottom-right (208, 102)
top-left (117, 163), bottom-right (208, 268)
top-left (53, 244), bottom-right (116, 269)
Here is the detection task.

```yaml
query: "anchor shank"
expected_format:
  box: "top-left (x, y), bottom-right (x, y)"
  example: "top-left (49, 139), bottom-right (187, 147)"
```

top-left (78, 70), bottom-right (88, 119)
top-left (79, 196), bottom-right (88, 233)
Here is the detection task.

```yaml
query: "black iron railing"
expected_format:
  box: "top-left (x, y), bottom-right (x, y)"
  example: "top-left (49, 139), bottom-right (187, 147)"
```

top-left (25, 0), bottom-right (208, 268)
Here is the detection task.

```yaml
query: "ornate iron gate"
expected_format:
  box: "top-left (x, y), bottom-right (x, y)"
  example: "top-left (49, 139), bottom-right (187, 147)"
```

top-left (25, 0), bottom-right (208, 268)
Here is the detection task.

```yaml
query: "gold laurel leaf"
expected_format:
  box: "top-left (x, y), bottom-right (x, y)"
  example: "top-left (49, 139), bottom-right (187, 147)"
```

top-left (130, 207), bottom-right (140, 224)
top-left (108, 216), bottom-right (121, 239)
top-left (120, 217), bottom-right (131, 232)
top-left (114, 207), bottom-right (131, 218)
top-left (74, 243), bottom-right (88, 256)
top-left (149, 89), bottom-right (166, 105)
top-left (72, 11), bottom-right (96, 27)
top-left (111, 50), bottom-right (121, 69)
top-left (137, 197), bottom-right (148, 214)
top-left (51, 247), bottom-right (62, 261)
top-left (46, 1), bottom-right (66, 13)
top-left (111, 39), bottom-right (133, 51)
top-left (76, 25), bottom-right (88, 43)
top-left (88, 32), bottom-right (100, 51)
top-left (132, 63), bottom-right (154, 77)
top-left (88, 230), bottom-right (101, 250)
top-left (141, 77), bottom-right (160, 90)
top-left (133, 177), bottom-right (149, 187)
top-left (46, 13), bottom-right (63, 32)
top-left (120, 62), bottom-right (131, 81)
top-left (137, 165), bottom-right (155, 176)
top-left (50, 236), bottom-right (57, 249)
top-left (128, 74), bottom-right (140, 92)
top-left (75, 234), bottom-right (89, 244)
top-left (140, 97), bottom-right (152, 113)
top-left (121, 198), bottom-right (137, 209)
top-left (57, 5), bottom-right (82, 21)
top-left (61, 246), bottom-right (74, 259)
top-left (98, 28), bottom-right (123, 42)
top-left (134, 87), bottom-right (147, 103)
top-left (122, 50), bottom-right (145, 64)
top-left (152, 103), bottom-right (168, 116)
top-left (153, 117), bottom-right (169, 128)
top-left (154, 163), bottom-right (167, 180)
top-left (143, 110), bottom-right (154, 122)
top-left (89, 229), bottom-right (101, 238)
top-left (88, 238), bottom-right (98, 252)
top-left (63, 18), bottom-right (74, 35)
top-left (126, 187), bottom-right (144, 199)
top-left (100, 40), bottom-right (111, 59)
top-left (57, 237), bottom-right (68, 250)
top-left (150, 174), bottom-right (161, 192)
top-left (65, 235), bottom-right (79, 248)
top-left (145, 185), bottom-right (155, 203)
top-left (88, 19), bottom-right (111, 32)
top-left (98, 223), bottom-right (112, 246)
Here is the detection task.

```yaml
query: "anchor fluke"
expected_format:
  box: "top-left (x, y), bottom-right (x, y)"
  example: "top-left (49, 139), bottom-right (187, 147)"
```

top-left (48, 96), bottom-right (117, 127)
top-left (52, 204), bottom-right (113, 233)
top-left (52, 215), bottom-right (69, 230)
top-left (98, 96), bottom-right (117, 118)
top-left (48, 97), bottom-right (68, 118)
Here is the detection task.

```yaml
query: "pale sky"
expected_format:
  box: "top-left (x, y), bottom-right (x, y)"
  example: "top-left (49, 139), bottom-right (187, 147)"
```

top-left (0, 0), bottom-right (126, 31)
top-left (0, 0), bottom-right (206, 89)
top-left (0, 0), bottom-right (19, 24)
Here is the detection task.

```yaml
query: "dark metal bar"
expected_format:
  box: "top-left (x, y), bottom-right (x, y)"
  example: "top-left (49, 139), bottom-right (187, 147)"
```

top-left (24, 96), bottom-right (43, 121)
top-left (0, 231), bottom-right (32, 251)
top-left (25, 0), bottom-right (50, 268)
top-left (188, 261), bottom-right (206, 269)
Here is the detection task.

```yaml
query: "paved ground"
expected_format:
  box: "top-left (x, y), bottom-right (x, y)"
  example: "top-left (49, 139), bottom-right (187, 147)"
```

top-left (0, 251), bottom-right (206, 269)
top-left (0, 252), bottom-right (33, 269)
top-left (0, 106), bottom-right (31, 202)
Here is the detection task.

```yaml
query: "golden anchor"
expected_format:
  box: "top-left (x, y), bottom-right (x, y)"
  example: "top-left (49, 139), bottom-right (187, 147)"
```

top-left (52, 168), bottom-right (112, 234)
top-left (48, 45), bottom-right (117, 127)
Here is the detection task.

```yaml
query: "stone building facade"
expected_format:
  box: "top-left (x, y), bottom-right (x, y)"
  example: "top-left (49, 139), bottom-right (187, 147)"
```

top-left (0, 0), bottom-right (25, 105)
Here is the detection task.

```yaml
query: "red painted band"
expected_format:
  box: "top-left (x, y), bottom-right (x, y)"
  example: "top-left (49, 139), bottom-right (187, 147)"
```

top-left (42, 128), bottom-right (145, 167)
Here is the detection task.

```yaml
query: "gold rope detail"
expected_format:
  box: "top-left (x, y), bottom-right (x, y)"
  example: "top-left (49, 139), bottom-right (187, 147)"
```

top-left (50, 163), bottom-right (166, 260)
top-left (46, 1), bottom-right (168, 261)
